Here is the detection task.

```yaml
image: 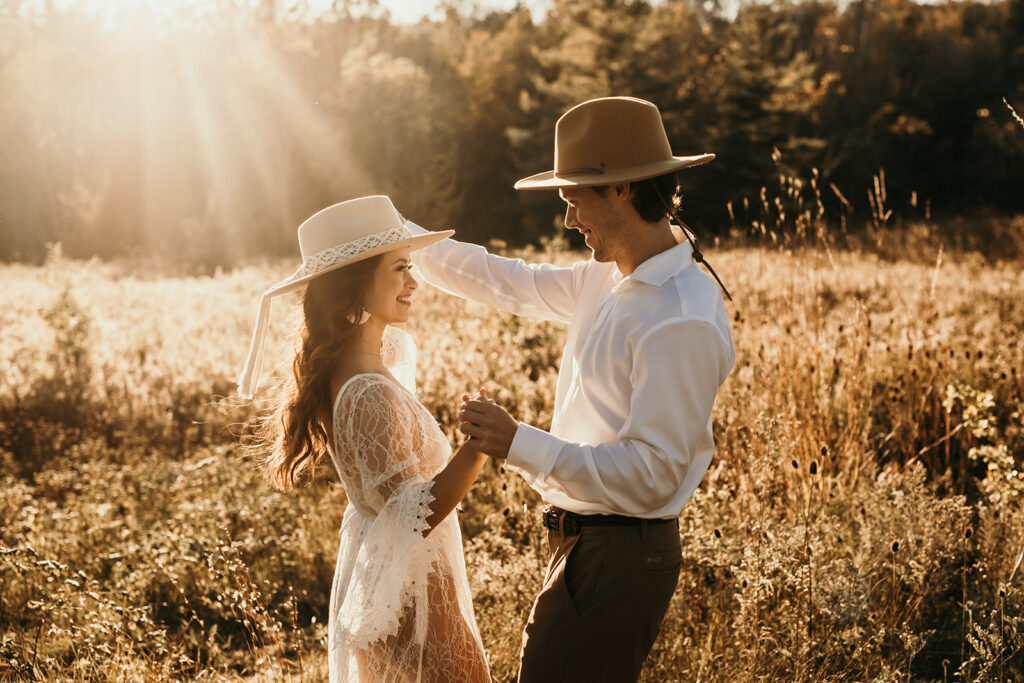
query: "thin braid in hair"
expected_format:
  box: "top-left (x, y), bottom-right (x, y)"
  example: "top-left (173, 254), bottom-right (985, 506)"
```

top-left (651, 181), bottom-right (733, 302)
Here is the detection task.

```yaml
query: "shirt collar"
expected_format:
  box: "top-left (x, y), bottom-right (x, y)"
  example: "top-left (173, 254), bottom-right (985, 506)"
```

top-left (613, 239), bottom-right (695, 288)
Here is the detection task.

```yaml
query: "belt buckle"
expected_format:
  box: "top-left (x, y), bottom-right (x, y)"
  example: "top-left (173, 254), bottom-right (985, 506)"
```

top-left (543, 506), bottom-right (580, 536)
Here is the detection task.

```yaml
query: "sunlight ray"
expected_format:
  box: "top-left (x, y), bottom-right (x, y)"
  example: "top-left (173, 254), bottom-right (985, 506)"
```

top-left (239, 27), bottom-right (377, 209)
top-left (175, 34), bottom-right (248, 259)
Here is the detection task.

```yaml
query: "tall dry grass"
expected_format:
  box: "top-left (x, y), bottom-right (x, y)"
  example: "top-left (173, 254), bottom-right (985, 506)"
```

top-left (2, 228), bottom-right (1023, 680)
top-left (1006, 98), bottom-right (1024, 131)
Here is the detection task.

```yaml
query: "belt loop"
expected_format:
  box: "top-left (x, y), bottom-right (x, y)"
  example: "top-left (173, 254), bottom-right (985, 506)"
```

top-left (557, 510), bottom-right (568, 537)
top-left (640, 518), bottom-right (649, 541)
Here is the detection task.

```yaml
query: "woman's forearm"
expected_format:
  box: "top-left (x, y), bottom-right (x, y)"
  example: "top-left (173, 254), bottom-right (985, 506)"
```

top-left (422, 442), bottom-right (486, 536)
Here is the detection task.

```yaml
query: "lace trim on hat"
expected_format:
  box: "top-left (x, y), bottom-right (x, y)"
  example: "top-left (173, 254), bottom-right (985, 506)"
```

top-left (296, 225), bottom-right (411, 279)
top-left (236, 224), bottom-right (413, 400)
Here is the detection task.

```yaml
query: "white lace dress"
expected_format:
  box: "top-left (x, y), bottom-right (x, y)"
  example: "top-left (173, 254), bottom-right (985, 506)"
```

top-left (326, 326), bottom-right (490, 683)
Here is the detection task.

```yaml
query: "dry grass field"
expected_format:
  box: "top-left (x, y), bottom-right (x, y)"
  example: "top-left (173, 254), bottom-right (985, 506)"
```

top-left (2, 233), bottom-right (1023, 681)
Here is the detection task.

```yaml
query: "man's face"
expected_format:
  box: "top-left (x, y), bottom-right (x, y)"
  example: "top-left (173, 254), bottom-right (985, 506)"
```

top-left (559, 186), bottom-right (627, 263)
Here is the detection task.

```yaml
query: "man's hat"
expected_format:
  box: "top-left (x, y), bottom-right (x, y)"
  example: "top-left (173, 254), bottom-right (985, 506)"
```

top-left (514, 97), bottom-right (714, 190)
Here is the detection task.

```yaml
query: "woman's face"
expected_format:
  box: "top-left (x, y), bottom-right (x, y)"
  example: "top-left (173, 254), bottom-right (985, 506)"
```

top-left (362, 246), bottom-right (418, 324)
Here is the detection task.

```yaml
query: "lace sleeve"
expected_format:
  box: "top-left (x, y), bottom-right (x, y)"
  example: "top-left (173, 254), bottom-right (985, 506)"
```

top-left (334, 377), bottom-right (435, 649)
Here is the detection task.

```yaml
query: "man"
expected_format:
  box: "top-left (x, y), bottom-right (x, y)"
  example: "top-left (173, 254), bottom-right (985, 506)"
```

top-left (409, 96), bottom-right (735, 681)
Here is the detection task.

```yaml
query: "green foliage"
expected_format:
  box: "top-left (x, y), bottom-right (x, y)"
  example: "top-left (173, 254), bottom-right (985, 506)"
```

top-left (0, 0), bottom-right (1022, 265)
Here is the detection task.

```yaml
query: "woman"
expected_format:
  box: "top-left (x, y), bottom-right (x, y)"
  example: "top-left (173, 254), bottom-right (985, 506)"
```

top-left (238, 196), bottom-right (491, 682)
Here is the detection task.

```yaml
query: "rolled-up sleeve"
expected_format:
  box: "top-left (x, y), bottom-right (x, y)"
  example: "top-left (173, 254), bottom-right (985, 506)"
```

top-left (506, 318), bottom-right (731, 517)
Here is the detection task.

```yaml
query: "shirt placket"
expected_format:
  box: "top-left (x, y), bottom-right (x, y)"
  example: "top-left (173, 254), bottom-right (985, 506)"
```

top-left (577, 287), bottom-right (622, 376)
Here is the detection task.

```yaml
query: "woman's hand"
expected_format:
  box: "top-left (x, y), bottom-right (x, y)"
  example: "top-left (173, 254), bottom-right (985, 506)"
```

top-left (458, 387), bottom-right (517, 460)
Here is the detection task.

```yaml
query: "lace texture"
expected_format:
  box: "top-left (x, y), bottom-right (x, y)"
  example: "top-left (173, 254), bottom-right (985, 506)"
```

top-left (380, 326), bottom-right (417, 395)
top-left (327, 327), bottom-right (489, 682)
top-left (297, 226), bottom-right (411, 281)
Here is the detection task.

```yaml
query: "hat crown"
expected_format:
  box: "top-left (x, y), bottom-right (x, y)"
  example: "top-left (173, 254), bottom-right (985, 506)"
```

top-left (297, 195), bottom-right (404, 261)
top-left (554, 97), bottom-right (673, 174)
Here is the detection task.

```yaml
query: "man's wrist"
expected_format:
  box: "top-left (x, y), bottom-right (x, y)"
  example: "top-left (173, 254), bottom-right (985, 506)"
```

top-left (506, 422), bottom-right (562, 481)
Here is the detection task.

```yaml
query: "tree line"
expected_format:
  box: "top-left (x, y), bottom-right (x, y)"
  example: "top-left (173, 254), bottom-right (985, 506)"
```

top-left (0, 0), bottom-right (1021, 266)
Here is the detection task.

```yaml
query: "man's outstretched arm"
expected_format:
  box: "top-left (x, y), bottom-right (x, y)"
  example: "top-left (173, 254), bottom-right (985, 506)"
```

top-left (406, 222), bottom-right (582, 324)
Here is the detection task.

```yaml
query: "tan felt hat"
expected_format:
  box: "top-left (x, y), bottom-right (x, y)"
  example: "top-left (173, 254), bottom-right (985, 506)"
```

top-left (514, 96), bottom-right (714, 190)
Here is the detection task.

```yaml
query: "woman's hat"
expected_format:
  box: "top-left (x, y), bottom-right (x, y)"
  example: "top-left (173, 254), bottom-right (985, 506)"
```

top-left (514, 97), bottom-right (714, 190)
top-left (237, 195), bottom-right (453, 399)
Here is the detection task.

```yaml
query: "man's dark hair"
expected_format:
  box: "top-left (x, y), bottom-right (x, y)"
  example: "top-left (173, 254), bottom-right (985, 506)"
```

top-left (593, 172), bottom-right (681, 223)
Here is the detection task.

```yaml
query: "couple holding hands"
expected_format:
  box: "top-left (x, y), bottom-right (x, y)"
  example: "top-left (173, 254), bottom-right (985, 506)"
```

top-left (238, 96), bottom-right (736, 682)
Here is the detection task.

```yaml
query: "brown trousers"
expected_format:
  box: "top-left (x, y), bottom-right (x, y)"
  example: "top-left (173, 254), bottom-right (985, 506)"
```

top-left (517, 519), bottom-right (682, 683)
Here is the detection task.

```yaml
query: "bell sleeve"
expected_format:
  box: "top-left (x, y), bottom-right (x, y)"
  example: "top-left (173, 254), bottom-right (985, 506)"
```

top-left (333, 377), bottom-right (436, 650)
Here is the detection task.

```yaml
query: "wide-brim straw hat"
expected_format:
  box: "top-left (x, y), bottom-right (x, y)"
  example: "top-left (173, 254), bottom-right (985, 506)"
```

top-left (237, 195), bottom-right (453, 399)
top-left (514, 96), bottom-right (714, 190)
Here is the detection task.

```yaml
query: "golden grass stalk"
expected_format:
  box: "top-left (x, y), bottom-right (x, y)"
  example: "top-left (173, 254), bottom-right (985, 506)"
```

top-left (1004, 97), bottom-right (1024, 130)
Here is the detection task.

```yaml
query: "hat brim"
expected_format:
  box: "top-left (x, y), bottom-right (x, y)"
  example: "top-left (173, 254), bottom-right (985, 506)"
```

top-left (514, 154), bottom-right (715, 191)
top-left (264, 225), bottom-right (454, 299)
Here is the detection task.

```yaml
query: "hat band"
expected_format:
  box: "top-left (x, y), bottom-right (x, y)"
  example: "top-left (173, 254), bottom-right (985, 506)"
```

top-left (296, 224), bottom-right (411, 279)
top-left (555, 166), bottom-right (606, 178)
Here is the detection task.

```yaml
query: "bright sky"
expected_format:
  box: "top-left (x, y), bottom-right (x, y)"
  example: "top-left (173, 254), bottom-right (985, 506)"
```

top-left (375, 0), bottom-right (551, 23)
top-left (59, 0), bottom-right (552, 24)
top-left (57, 0), bottom-right (952, 27)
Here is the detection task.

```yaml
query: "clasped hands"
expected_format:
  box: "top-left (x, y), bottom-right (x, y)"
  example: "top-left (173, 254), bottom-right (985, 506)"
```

top-left (458, 387), bottom-right (516, 461)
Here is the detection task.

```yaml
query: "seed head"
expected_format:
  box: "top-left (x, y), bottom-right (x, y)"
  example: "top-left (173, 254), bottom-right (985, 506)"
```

top-left (891, 540), bottom-right (899, 553)
top-left (713, 528), bottom-right (722, 539)
top-left (964, 527), bottom-right (973, 540)
top-left (791, 459), bottom-right (799, 470)
top-left (809, 461), bottom-right (818, 475)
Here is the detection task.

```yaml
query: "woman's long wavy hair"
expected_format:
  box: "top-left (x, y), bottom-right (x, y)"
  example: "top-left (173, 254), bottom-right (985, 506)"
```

top-left (258, 254), bottom-right (382, 490)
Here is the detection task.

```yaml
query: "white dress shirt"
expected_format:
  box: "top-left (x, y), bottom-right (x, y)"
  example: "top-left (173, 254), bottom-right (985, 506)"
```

top-left (407, 223), bottom-right (735, 518)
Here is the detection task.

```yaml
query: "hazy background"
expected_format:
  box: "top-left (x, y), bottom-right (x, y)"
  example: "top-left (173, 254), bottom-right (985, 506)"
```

top-left (1, 0), bottom-right (1022, 268)
top-left (3, 2), bottom-right (1024, 679)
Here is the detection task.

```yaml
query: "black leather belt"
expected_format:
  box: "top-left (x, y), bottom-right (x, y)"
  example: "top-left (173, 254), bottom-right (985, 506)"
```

top-left (541, 505), bottom-right (676, 536)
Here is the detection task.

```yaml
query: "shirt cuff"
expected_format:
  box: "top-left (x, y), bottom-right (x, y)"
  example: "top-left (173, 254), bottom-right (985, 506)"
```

top-left (506, 422), bottom-right (563, 485)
